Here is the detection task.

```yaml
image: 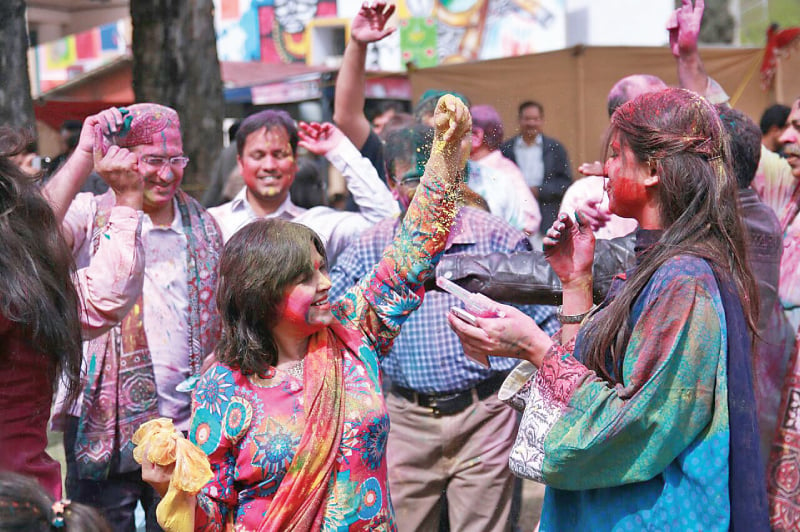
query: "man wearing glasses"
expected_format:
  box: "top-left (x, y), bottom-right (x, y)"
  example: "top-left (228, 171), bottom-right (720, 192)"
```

top-left (44, 103), bottom-right (223, 530)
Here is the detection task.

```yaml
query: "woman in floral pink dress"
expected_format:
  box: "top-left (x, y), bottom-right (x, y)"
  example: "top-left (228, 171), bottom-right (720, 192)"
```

top-left (143, 94), bottom-right (471, 531)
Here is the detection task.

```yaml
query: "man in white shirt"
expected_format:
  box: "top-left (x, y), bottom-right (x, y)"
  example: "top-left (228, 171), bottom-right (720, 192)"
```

top-left (500, 100), bottom-right (572, 234)
top-left (208, 111), bottom-right (399, 264)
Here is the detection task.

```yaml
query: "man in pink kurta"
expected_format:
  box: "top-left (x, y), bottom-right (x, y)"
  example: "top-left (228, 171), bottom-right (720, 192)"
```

top-left (469, 104), bottom-right (541, 236)
top-left (45, 104), bottom-right (222, 530)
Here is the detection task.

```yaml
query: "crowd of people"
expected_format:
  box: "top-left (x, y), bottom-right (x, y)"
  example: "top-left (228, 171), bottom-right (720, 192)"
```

top-left (2, 0), bottom-right (800, 531)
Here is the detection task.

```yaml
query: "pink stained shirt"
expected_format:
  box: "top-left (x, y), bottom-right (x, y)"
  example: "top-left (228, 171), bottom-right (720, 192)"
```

top-left (475, 150), bottom-right (542, 234)
top-left (752, 147), bottom-right (800, 326)
top-left (57, 193), bottom-right (195, 431)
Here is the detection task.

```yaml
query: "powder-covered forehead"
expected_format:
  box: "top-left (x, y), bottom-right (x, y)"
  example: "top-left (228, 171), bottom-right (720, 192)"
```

top-left (115, 103), bottom-right (181, 148)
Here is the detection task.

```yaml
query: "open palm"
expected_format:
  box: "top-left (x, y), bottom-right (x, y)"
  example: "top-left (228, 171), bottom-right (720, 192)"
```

top-left (351, 2), bottom-right (396, 44)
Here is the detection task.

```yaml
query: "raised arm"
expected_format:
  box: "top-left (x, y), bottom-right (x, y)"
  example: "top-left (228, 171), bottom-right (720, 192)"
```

top-left (298, 121), bottom-right (398, 222)
top-left (667, 0), bottom-right (710, 97)
top-left (333, 1), bottom-right (395, 149)
top-left (43, 107), bottom-right (127, 227)
top-left (333, 96), bottom-right (470, 352)
top-left (67, 113), bottom-right (146, 335)
top-left (76, 207), bottom-right (144, 338)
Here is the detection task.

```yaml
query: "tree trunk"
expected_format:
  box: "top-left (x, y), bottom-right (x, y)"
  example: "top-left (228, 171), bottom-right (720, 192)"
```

top-left (131, 0), bottom-right (223, 198)
top-left (0, 0), bottom-right (35, 131)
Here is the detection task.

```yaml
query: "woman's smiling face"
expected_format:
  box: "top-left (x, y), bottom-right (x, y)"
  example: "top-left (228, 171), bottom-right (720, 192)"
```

top-left (273, 244), bottom-right (333, 336)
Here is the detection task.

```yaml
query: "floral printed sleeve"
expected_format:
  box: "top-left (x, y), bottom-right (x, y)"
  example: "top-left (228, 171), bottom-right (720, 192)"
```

top-left (333, 176), bottom-right (460, 358)
top-left (189, 365), bottom-right (245, 531)
top-left (333, 148), bottom-right (463, 359)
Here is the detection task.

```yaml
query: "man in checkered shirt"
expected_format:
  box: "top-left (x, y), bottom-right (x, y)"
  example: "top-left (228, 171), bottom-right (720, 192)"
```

top-left (329, 123), bottom-right (558, 532)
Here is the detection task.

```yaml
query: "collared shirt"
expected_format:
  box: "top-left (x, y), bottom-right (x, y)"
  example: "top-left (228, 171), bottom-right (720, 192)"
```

top-left (63, 193), bottom-right (193, 429)
top-left (208, 137), bottom-right (399, 264)
top-left (559, 175), bottom-right (639, 240)
top-left (476, 150), bottom-right (542, 234)
top-left (467, 160), bottom-right (539, 235)
top-left (514, 134), bottom-right (544, 188)
top-left (330, 207), bottom-right (559, 394)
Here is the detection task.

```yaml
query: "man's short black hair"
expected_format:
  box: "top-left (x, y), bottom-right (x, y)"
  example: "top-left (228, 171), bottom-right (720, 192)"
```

top-left (518, 100), bottom-right (543, 118)
top-left (717, 105), bottom-right (761, 189)
top-left (236, 110), bottom-right (297, 157)
top-left (759, 104), bottom-right (791, 135)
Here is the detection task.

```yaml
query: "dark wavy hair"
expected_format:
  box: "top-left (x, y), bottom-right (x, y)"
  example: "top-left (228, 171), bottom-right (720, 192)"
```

top-left (0, 471), bottom-right (110, 532)
top-left (581, 88), bottom-right (758, 385)
top-left (215, 219), bottom-right (326, 375)
top-left (0, 128), bottom-right (82, 404)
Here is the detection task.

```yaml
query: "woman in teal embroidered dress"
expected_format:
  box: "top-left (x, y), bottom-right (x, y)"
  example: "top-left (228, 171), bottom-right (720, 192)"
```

top-left (448, 88), bottom-right (768, 530)
top-left (141, 95), bottom-right (470, 531)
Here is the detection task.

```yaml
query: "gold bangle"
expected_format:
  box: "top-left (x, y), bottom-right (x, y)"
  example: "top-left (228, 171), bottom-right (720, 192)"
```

top-left (557, 305), bottom-right (597, 324)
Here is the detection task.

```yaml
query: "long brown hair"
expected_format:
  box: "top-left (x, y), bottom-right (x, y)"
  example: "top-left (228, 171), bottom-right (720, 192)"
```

top-left (581, 88), bottom-right (758, 385)
top-left (0, 128), bottom-right (82, 404)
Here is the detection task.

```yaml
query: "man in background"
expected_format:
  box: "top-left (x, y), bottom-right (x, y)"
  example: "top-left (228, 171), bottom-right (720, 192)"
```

top-left (500, 100), bottom-right (572, 234)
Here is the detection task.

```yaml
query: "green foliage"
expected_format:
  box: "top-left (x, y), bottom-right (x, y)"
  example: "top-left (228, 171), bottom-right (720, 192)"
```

top-left (740, 0), bottom-right (800, 46)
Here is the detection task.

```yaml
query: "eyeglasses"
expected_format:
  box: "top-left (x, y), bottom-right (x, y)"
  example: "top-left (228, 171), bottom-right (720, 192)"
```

top-left (400, 176), bottom-right (421, 188)
top-left (397, 170), bottom-right (422, 188)
top-left (139, 155), bottom-right (190, 170)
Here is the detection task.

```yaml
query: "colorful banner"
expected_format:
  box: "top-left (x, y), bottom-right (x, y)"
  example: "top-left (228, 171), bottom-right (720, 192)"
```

top-left (34, 19), bottom-right (129, 95)
top-left (212, 0), bottom-right (566, 69)
top-left (399, 17), bottom-right (438, 69)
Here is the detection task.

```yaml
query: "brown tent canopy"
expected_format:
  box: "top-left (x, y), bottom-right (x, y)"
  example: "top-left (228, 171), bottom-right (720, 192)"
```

top-left (409, 45), bottom-right (800, 170)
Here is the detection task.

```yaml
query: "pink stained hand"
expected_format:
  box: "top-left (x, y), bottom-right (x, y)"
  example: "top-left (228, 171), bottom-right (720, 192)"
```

top-left (578, 160), bottom-right (604, 176)
top-left (298, 122), bottom-right (345, 155)
top-left (667, 0), bottom-right (704, 57)
top-left (92, 126), bottom-right (143, 198)
top-left (351, 1), bottom-right (396, 45)
top-left (77, 107), bottom-right (127, 157)
top-left (446, 295), bottom-right (553, 366)
top-left (543, 212), bottom-right (596, 286)
top-left (576, 197), bottom-right (612, 232)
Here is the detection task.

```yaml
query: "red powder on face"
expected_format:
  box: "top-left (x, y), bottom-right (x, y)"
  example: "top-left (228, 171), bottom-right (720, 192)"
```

top-left (274, 247), bottom-right (332, 338)
top-left (280, 286), bottom-right (318, 335)
top-left (605, 137), bottom-right (649, 219)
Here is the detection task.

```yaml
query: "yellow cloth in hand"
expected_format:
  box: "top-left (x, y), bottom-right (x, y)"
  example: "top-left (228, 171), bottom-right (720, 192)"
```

top-left (133, 418), bottom-right (213, 532)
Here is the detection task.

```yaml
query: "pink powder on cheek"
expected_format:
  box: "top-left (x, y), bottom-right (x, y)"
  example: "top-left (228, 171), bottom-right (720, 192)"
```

top-left (280, 285), bottom-right (318, 333)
